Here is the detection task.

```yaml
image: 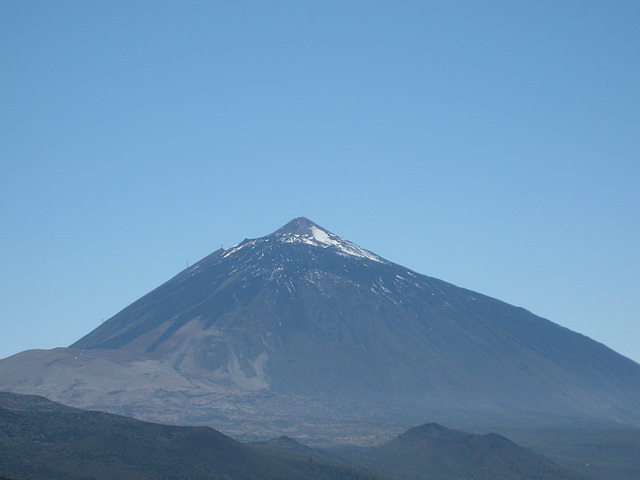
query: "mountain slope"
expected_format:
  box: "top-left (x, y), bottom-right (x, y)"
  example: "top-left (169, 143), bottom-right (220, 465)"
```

top-left (0, 392), bottom-right (380, 480)
top-left (1, 217), bottom-right (640, 442)
top-left (349, 423), bottom-right (588, 480)
top-left (251, 435), bottom-right (350, 465)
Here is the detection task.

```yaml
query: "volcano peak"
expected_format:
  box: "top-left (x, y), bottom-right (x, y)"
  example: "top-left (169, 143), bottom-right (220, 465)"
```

top-left (269, 217), bottom-right (385, 263)
top-left (272, 217), bottom-right (325, 236)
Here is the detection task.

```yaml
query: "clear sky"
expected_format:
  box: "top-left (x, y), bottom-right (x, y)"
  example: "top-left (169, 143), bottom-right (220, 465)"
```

top-left (1, 1), bottom-right (639, 363)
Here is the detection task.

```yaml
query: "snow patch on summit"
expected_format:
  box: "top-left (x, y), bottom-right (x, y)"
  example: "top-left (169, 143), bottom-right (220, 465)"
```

top-left (218, 219), bottom-right (388, 264)
top-left (310, 225), bottom-right (332, 244)
top-left (279, 226), bottom-right (387, 263)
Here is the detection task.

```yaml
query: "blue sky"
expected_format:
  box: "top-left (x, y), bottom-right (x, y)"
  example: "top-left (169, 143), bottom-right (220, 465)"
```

top-left (1, 1), bottom-right (639, 363)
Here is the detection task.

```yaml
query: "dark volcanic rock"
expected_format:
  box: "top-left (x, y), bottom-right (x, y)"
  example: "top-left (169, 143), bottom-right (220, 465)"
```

top-left (0, 392), bottom-right (379, 480)
top-left (350, 423), bottom-right (588, 480)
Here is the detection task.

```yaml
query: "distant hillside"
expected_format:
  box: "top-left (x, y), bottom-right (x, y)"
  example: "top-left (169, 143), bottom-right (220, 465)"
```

top-left (249, 423), bottom-right (590, 480)
top-left (348, 423), bottom-right (588, 480)
top-left (504, 425), bottom-right (640, 480)
top-left (0, 392), bottom-right (381, 480)
top-left (251, 435), bottom-right (351, 465)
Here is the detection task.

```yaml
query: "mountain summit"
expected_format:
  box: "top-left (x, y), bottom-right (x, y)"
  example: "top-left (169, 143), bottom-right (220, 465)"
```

top-left (2, 217), bottom-right (640, 441)
top-left (273, 216), bottom-right (323, 235)
top-left (266, 216), bottom-right (386, 263)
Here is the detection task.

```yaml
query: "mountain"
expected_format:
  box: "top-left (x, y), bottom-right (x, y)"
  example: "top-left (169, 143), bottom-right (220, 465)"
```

top-left (0, 391), bottom-right (380, 480)
top-left (2, 391), bottom-right (587, 480)
top-left (1, 217), bottom-right (640, 444)
top-left (250, 435), bottom-right (349, 465)
top-left (502, 425), bottom-right (640, 480)
top-left (348, 423), bottom-right (588, 480)
top-left (250, 426), bottom-right (589, 480)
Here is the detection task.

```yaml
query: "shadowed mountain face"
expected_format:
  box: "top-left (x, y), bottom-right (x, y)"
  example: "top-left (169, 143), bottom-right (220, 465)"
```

top-left (0, 392), bottom-right (380, 480)
top-left (349, 423), bottom-right (588, 480)
top-left (1, 217), bottom-right (640, 440)
top-left (0, 392), bottom-right (586, 480)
